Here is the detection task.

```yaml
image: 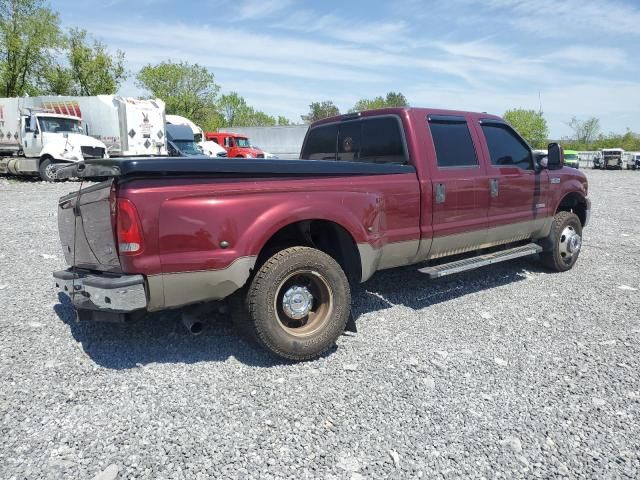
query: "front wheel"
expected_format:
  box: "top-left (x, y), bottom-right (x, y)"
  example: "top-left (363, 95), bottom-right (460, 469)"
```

top-left (38, 158), bottom-right (59, 182)
top-left (539, 211), bottom-right (583, 272)
top-left (234, 246), bottom-right (351, 361)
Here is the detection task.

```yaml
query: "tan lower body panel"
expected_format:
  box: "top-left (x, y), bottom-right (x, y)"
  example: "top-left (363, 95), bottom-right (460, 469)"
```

top-left (357, 239), bottom-right (420, 282)
top-left (146, 256), bottom-right (257, 311)
top-left (358, 217), bottom-right (552, 282)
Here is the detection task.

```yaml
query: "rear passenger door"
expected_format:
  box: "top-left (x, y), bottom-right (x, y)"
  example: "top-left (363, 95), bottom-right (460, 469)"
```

top-left (476, 120), bottom-right (548, 243)
top-left (426, 115), bottom-right (489, 258)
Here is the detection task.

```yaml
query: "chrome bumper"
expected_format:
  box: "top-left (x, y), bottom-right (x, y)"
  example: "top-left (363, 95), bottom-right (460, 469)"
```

top-left (53, 269), bottom-right (147, 312)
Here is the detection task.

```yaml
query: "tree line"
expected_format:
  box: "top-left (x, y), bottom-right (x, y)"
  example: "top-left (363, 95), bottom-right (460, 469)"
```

top-left (0, 0), bottom-right (407, 130)
top-left (1, 0), bottom-right (637, 145)
top-left (503, 109), bottom-right (640, 151)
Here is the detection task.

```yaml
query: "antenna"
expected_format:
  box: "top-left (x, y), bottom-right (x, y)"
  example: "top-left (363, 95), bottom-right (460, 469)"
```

top-left (538, 91), bottom-right (543, 115)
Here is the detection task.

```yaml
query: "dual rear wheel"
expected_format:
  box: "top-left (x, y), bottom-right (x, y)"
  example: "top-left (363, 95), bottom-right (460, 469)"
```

top-left (233, 247), bottom-right (351, 361)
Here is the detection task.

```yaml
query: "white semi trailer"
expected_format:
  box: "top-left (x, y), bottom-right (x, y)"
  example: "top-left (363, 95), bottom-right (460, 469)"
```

top-left (0, 95), bottom-right (167, 181)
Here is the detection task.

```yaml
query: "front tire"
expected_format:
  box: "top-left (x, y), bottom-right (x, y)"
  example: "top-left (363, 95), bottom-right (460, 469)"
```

top-left (39, 158), bottom-right (58, 182)
top-left (539, 211), bottom-right (583, 272)
top-left (235, 246), bottom-right (351, 361)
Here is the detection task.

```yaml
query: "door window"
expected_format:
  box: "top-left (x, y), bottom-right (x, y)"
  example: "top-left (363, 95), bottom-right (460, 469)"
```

top-left (428, 117), bottom-right (478, 167)
top-left (481, 123), bottom-right (532, 170)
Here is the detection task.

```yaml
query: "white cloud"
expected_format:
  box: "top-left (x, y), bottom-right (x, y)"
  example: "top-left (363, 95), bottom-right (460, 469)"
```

top-left (472, 0), bottom-right (640, 36)
top-left (543, 46), bottom-right (627, 68)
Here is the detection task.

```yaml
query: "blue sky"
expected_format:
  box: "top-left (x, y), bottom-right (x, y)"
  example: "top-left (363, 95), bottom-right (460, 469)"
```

top-left (51, 0), bottom-right (640, 137)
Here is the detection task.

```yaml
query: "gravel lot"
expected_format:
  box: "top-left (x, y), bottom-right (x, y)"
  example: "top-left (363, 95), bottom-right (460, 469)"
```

top-left (1, 170), bottom-right (639, 479)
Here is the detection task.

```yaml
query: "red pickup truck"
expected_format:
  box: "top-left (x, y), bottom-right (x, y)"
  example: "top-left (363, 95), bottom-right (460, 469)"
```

top-left (54, 108), bottom-right (590, 361)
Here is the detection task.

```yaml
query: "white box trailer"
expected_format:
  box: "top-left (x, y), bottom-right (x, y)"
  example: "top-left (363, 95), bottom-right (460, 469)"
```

top-left (37, 95), bottom-right (167, 157)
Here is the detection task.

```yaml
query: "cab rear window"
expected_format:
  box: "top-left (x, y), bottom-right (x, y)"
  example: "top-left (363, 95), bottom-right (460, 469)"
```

top-left (301, 116), bottom-right (407, 164)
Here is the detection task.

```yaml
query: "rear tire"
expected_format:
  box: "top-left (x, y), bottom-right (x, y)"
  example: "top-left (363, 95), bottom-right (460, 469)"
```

top-left (38, 158), bottom-right (58, 182)
top-left (539, 211), bottom-right (583, 272)
top-left (233, 246), bottom-right (351, 361)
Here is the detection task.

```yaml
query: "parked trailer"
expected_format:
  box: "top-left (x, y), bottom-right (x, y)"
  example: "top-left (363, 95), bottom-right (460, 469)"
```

top-left (623, 151), bottom-right (640, 170)
top-left (593, 148), bottom-right (624, 169)
top-left (0, 97), bottom-right (107, 181)
top-left (38, 95), bottom-right (167, 157)
top-left (0, 95), bottom-right (168, 181)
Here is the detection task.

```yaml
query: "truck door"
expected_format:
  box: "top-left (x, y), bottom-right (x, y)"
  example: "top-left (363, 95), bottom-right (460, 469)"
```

top-left (425, 115), bottom-right (489, 258)
top-left (475, 119), bottom-right (549, 243)
top-left (21, 114), bottom-right (42, 157)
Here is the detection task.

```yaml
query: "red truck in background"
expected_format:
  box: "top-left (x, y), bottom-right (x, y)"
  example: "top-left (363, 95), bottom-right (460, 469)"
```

top-left (205, 131), bottom-right (264, 158)
top-left (54, 108), bottom-right (590, 361)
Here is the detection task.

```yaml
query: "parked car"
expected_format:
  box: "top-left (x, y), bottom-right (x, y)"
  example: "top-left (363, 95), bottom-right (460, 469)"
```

top-left (205, 132), bottom-right (264, 158)
top-left (251, 145), bottom-right (277, 159)
top-left (166, 124), bottom-right (204, 156)
top-left (563, 149), bottom-right (579, 169)
top-left (54, 107), bottom-right (590, 361)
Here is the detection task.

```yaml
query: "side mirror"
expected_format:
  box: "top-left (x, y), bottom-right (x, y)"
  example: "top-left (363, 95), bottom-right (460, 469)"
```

top-left (547, 143), bottom-right (563, 170)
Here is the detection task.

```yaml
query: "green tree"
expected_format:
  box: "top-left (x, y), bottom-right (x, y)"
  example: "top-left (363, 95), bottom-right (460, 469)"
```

top-left (136, 61), bottom-right (220, 128)
top-left (350, 91), bottom-right (408, 112)
top-left (0, 0), bottom-right (63, 96)
top-left (218, 92), bottom-right (250, 127)
top-left (43, 28), bottom-right (127, 95)
top-left (277, 115), bottom-right (291, 126)
top-left (243, 109), bottom-right (277, 127)
top-left (503, 108), bottom-right (549, 148)
top-left (65, 28), bottom-right (125, 95)
top-left (301, 100), bottom-right (340, 123)
top-left (567, 116), bottom-right (600, 148)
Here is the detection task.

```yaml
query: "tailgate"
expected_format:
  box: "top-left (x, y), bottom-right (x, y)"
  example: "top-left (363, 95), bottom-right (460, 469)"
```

top-left (58, 181), bottom-right (121, 273)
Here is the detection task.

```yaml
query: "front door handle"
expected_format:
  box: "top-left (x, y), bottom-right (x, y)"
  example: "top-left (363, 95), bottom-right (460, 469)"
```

top-left (435, 183), bottom-right (446, 203)
top-left (490, 178), bottom-right (499, 198)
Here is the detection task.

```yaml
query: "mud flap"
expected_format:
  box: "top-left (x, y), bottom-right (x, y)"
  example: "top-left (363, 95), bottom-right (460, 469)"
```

top-left (344, 310), bottom-right (357, 333)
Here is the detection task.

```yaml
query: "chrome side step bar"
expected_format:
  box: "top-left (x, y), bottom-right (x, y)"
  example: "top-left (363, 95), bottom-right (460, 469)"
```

top-left (419, 243), bottom-right (542, 279)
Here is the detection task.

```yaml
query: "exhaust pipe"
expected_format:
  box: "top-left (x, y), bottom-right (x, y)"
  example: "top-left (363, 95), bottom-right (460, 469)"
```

top-left (181, 311), bottom-right (204, 336)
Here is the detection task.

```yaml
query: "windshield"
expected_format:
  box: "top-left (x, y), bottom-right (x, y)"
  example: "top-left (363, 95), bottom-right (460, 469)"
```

top-left (564, 154), bottom-right (577, 160)
top-left (235, 138), bottom-right (251, 148)
top-left (39, 116), bottom-right (83, 134)
top-left (174, 140), bottom-right (203, 155)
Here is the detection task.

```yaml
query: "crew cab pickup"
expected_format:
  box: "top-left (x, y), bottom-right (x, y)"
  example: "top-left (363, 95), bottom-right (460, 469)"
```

top-left (53, 108), bottom-right (590, 361)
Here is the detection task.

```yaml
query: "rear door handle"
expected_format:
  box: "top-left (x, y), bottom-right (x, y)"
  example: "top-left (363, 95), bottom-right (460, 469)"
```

top-left (490, 178), bottom-right (499, 198)
top-left (435, 183), bottom-right (446, 203)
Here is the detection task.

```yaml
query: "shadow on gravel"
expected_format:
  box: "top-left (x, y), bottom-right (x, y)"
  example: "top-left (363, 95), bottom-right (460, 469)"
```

top-left (351, 257), bottom-right (543, 319)
top-left (53, 293), bottom-right (293, 370)
top-left (53, 258), bottom-right (543, 370)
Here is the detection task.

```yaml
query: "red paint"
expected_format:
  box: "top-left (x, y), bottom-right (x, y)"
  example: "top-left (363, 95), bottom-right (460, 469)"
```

top-left (114, 107), bottom-right (588, 278)
top-left (204, 132), bottom-right (264, 158)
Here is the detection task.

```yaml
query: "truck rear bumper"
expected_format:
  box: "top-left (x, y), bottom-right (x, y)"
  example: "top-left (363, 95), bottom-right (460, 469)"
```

top-left (53, 269), bottom-right (147, 312)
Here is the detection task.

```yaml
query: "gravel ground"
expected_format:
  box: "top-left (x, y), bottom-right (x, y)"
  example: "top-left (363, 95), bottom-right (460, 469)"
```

top-left (0, 170), bottom-right (639, 479)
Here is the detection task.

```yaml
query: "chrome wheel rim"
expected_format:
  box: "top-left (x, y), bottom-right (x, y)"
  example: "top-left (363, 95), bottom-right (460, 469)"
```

top-left (274, 270), bottom-right (333, 337)
top-left (559, 225), bottom-right (581, 263)
top-left (44, 163), bottom-right (58, 181)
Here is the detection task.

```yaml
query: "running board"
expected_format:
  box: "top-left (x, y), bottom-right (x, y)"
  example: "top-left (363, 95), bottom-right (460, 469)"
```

top-left (419, 243), bottom-right (542, 279)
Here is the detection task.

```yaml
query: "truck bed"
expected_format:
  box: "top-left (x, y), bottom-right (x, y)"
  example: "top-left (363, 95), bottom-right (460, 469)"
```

top-left (56, 156), bottom-right (415, 179)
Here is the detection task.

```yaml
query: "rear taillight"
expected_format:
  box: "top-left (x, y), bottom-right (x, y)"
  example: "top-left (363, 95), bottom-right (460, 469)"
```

top-left (116, 198), bottom-right (144, 255)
